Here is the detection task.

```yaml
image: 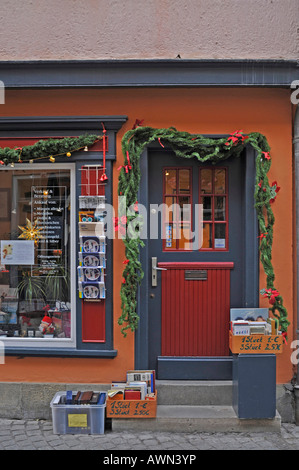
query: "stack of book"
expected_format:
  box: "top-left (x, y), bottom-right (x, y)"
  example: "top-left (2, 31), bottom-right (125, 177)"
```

top-left (230, 319), bottom-right (281, 336)
top-left (107, 370), bottom-right (156, 401)
top-left (54, 390), bottom-right (106, 405)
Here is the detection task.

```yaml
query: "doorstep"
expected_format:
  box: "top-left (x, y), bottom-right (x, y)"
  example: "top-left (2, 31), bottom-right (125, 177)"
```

top-left (110, 405), bottom-right (282, 433)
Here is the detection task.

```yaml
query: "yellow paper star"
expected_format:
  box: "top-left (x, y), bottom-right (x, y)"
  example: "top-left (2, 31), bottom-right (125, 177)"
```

top-left (18, 218), bottom-right (44, 245)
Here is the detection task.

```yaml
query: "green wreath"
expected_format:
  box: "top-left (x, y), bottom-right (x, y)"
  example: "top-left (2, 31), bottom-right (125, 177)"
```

top-left (117, 126), bottom-right (289, 338)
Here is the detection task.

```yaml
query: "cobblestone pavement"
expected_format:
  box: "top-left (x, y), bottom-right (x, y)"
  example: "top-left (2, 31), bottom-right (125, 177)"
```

top-left (0, 419), bottom-right (299, 451)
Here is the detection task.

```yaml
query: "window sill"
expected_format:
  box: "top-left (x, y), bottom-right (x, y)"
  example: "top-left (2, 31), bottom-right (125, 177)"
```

top-left (4, 347), bottom-right (118, 358)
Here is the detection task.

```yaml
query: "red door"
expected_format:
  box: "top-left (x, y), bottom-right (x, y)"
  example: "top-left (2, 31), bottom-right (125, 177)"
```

top-left (160, 262), bottom-right (234, 356)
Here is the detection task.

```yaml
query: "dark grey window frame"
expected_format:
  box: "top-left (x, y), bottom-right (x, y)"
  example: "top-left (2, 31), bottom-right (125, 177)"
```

top-left (0, 115), bottom-right (127, 358)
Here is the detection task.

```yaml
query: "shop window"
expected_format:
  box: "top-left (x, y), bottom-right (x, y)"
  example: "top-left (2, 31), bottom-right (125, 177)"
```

top-left (0, 165), bottom-right (74, 342)
top-left (200, 167), bottom-right (228, 250)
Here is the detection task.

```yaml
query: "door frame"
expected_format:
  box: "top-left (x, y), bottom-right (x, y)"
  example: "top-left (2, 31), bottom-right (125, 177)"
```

top-left (134, 140), bottom-right (259, 380)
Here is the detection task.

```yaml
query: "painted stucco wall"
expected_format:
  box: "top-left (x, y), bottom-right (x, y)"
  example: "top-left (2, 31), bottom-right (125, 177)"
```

top-left (0, 87), bottom-right (294, 385)
top-left (0, 0), bottom-right (298, 60)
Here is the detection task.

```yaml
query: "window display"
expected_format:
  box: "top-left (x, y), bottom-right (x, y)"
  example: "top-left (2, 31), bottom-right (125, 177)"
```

top-left (0, 167), bottom-right (71, 339)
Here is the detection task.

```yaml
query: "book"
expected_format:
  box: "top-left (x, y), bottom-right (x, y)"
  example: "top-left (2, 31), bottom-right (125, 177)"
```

top-left (127, 382), bottom-right (147, 400)
top-left (124, 390), bottom-right (141, 400)
top-left (108, 389), bottom-right (124, 400)
top-left (90, 393), bottom-right (100, 405)
top-left (267, 317), bottom-right (278, 335)
top-left (66, 390), bottom-right (73, 405)
top-left (145, 393), bottom-right (156, 400)
top-left (80, 391), bottom-right (93, 404)
top-left (74, 391), bottom-right (82, 404)
top-left (98, 392), bottom-right (106, 405)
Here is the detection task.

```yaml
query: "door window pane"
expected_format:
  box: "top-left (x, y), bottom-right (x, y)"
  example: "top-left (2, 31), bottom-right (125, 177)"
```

top-left (0, 168), bottom-right (71, 339)
top-left (178, 196), bottom-right (191, 222)
top-left (202, 196), bottom-right (212, 221)
top-left (215, 169), bottom-right (226, 194)
top-left (164, 224), bottom-right (177, 249)
top-left (165, 169), bottom-right (177, 194)
top-left (178, 224), bottom-right (192, 250)
top-left (202, 223), bottom-right (212, 248)
top-left (214, 223), bottom-right (226, 249)
top-left (200, 169), bottom-right (212, 193)
top-left (179, 169), bottom-right (190, 193)
top-left (214, 196), bottom-right (226, 221)
top-left (164, 196), bottom-right (176, 222)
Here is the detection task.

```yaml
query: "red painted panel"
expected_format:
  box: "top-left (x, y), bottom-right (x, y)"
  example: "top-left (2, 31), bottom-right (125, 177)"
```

top-left (80, 163), bottom-right (106, 343)
top-left (82, 301), bottom-right (105, 343)
top-left (81, 166), bottom-right (105, 196)
top-left (160, 262), bottom-right (233, 357)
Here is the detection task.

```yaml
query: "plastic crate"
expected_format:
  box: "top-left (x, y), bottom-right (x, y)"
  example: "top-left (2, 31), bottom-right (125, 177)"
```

top-left (50, 391), bottom-right (107, 435)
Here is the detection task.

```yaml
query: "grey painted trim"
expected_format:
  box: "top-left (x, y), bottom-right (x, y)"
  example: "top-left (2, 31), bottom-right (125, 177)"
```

top-left (157, 357), bottom-right (232, 380)
top-left (244, 145), bottom-right (259, 306)
top-left (4, 348), bottom-right (117, 358)
top-left (0, 116), bottom-right (127, 132)
top-left (294, 105), bottom-right (299, 387)
top-left (0, 59), bottom-right (298, 88)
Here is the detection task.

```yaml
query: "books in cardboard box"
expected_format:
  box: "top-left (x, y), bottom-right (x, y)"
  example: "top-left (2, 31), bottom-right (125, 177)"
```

top-left (231, 321), bottom-right (250, 336)
top-left (127, 382), bottom-right (147, 400)
top-left (108, 382), bottom-right (147, 401)
top-left (108, 389), bottom-right (124, 400)
top-left (126, 370), bottom-right (155, 394)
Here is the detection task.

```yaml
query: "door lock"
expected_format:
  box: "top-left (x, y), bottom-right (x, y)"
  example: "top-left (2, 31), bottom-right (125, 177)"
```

top-left (151, 257), bottom-right (167, 287)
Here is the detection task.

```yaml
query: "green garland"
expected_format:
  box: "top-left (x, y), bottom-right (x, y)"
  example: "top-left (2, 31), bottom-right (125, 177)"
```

top-left (118, 126), bottom-right (289, 338)
top-left (0, 134), bottom-right (99, 165)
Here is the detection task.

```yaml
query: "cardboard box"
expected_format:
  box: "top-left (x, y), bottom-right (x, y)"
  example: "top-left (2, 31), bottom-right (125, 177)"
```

top-left (229, 331), bottom-right (283, 354)
top-left (106, 392), bottom-right (157, 418)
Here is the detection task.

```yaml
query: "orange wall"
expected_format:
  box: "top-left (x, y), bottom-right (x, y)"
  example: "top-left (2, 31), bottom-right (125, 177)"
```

top-left (0, 87), bottom-right (295, 384)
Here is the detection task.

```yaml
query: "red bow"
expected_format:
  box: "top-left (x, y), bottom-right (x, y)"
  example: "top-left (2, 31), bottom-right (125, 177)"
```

top-left (225, 130), bottom-right (248, 147)
top-left (262, 151), bottom-right (271, 160)
top-left (258, 232), bottom-right (268, 240)
top-left (132, 119), bottom-right (144, 129)
top-left (118, 151), bottom-right (132, 174)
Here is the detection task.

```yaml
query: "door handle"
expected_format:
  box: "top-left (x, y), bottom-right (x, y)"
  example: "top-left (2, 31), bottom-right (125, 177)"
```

top-left (152, 257), bottom-right (167, 287)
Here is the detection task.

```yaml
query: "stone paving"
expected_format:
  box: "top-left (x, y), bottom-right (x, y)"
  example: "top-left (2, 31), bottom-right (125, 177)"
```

top-left (0, 419), bottom-right (299, 450)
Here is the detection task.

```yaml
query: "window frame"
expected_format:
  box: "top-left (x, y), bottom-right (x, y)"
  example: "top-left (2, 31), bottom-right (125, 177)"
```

top-left (199, 166), bottom-right (229, 252)
top-left (0, 115), bottom-right (127, 357)
top-left (0, 163), bottom-right (77, 350)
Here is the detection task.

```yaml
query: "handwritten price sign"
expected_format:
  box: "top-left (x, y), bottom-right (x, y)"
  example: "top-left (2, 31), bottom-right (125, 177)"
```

top-left (106, 396), bottom-right (157, 418)
top-left (229, 332), bottom-right (283, 354)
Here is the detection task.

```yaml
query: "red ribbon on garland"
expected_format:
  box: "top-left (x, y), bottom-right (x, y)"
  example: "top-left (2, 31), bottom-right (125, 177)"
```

top-left (117, 151), bottom-right (132, 173)
top-left (100, 122), bottom-right (108, 182)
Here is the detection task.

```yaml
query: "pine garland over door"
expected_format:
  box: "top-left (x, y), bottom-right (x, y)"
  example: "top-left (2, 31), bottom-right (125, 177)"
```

top-left (117, 126), bottom-right (289, 339)
top-left (0, 128), bottom-right (289, 339)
